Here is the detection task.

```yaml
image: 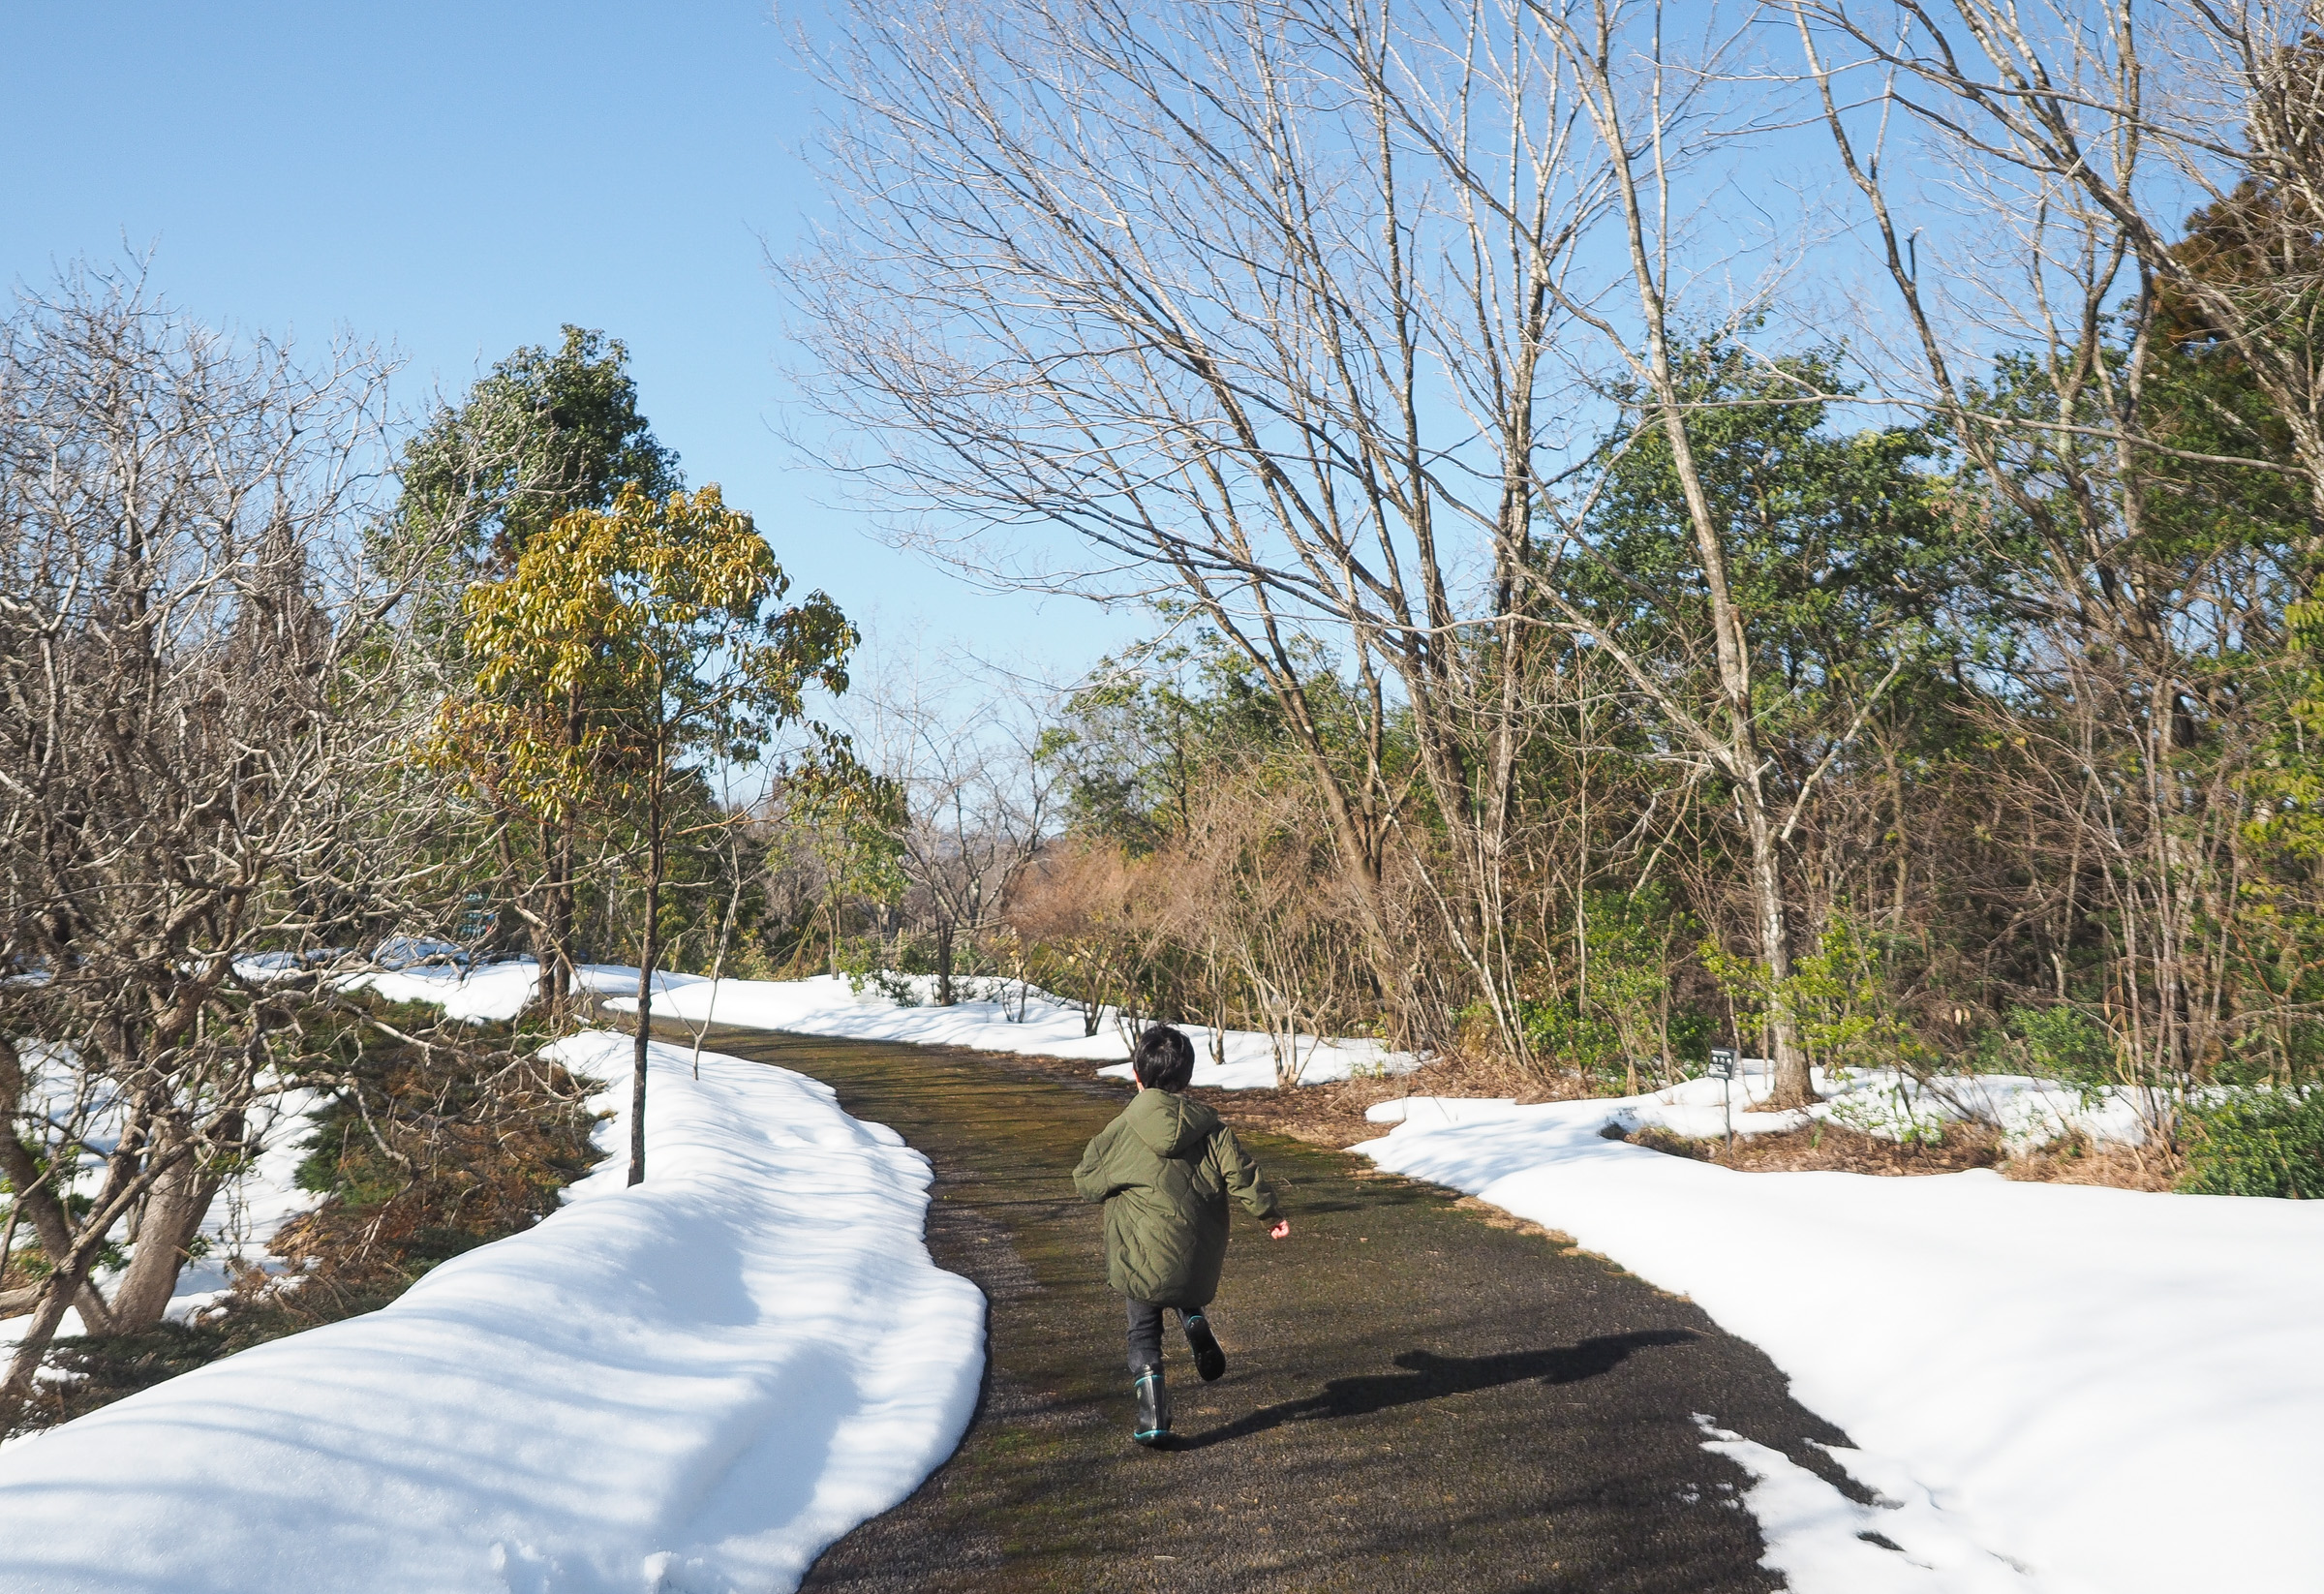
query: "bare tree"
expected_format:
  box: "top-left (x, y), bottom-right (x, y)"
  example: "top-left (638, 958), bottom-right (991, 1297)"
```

top-left (0, 266), bottom-right (436, 1428)
top-left (1779, 0), bottom-right (2324, 1100)
top-left (1178, 776), bottom-right (1372, 1084)
top-left (796, 0), bottom-right (1586, 1052)
top-left (1797, 1), bottom-right (2324, 516)
top-left (848, 657), bottom-right (1054, 1004)
top-left (1003, 842), bottom-right (1143, 1035)
top-left (798, 0), bottom-right (1905, 1100)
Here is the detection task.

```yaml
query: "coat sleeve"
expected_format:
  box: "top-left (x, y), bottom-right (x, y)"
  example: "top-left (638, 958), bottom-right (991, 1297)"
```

top-left (1073, 1121), bottom-right (1122, 1203)
top-left (1211, 1125), bottom-right (1281, 1221)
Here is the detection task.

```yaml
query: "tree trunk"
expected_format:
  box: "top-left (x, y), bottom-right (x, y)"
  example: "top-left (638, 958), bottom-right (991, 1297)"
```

top-left (1742, 796), bottom-right (1811, 1106)
top-left (1080, 958), bottom-right (1104, 1038)
top-left (535, 815), bottom-right (562, 1014)
top-left (934, 918), bottom-right (955, 1006)
top-left (627, 742), bottom-right (667, 1188)
top-left (0, 1266), bottom-right (85, 1431)
top-left (0, 1163), bottom-right (120, 1339)
top-left (535, 811), bottom-right (579, 1018)
top-left (1562, 6), bottom-right (1815, 1108)
top-left (107, 1128), bottom-right (235, 1333)
top-left (690, 854), bottom-right (749, 1079)
top-left (0, 1192), bottom-right (18, 1299)
top-left (0, 1144), bottom-right (161, 1432)
top-left (0, 1107), bottom-right (120, 1342)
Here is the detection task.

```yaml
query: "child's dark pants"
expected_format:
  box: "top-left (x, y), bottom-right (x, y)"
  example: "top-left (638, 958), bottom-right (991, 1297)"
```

top-left (1124, 1297), bottom-right (1197, 1373)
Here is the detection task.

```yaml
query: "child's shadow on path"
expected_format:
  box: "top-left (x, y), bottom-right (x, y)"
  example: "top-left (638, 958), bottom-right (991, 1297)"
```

top-left (1173, 1330), bottom-right (1699, 1451)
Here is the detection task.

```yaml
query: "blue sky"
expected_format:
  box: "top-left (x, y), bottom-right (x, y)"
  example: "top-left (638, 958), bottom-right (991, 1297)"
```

top-left (0, 0), bottom-right (1133, 684)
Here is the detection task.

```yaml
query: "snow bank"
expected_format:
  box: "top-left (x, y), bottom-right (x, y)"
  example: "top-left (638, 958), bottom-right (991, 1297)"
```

top-left (1374, 1058), bottom-right (2151, 1150)
top-left (0, 1033), bottom-right (986, 1594)
top-left (1355, 1091), bottom-right (2324, 1594)
top-left (1601, 1059), bottom-right (2153, 1150)
top-left (347, 958), bottom-right (542, 1024)
top-left (345, 959), bottom-right (710, 1026)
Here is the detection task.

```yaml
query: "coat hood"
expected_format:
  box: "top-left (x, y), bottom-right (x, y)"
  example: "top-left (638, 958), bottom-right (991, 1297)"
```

top-left (1126, 1088), bottom-right (1220, 1160)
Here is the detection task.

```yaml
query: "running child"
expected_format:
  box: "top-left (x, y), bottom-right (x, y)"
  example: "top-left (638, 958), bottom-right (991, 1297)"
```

top-left (1072, 1024), bottom-right (1289, 1446)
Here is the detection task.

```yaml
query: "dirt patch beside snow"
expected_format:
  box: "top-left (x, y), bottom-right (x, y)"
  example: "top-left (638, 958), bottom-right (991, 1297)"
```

top-left (1615, 1120), bottom-right (2004, 1176)
top-left (1612, 1119), bottom-right (2183, 1191)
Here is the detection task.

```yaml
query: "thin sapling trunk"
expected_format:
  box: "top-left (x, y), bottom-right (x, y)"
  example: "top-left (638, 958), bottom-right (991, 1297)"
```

top-left (628, 731), bottom-right (668, 1187)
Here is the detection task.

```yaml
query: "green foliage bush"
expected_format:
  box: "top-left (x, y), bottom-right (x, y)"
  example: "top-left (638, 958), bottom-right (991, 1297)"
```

top-left (2178, 1088), bottom-right (2324, 1198)
top-left (1518, 1001), bottom-right (1627, 1084)
top-left (2007, 1004), bottom-right (2115, 1087)
top-left (1515, 885), bottom-right (1710, 1090)
top-left (837, 938), bottom-right (922, 1004)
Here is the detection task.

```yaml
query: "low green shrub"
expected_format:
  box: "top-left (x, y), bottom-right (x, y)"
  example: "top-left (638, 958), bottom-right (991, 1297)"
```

top-left (2178, 1088), bottom-right (2324, 1199)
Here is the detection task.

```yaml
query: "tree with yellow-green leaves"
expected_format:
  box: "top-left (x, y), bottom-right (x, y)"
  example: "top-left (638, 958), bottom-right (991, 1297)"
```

top-left (395, 329), bottom-right (683, 1016)
top-left (444, 482), bottom-right (855, 1184)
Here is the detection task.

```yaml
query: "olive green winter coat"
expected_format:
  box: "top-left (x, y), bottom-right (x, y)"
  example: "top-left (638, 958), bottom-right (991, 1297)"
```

top-left (1073, 1088), bottom-right (1280, 1307)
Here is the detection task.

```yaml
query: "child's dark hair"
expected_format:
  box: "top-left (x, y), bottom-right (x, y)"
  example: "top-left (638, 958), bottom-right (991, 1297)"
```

top-left (1132, 1025), bottom-right (1196, 1092)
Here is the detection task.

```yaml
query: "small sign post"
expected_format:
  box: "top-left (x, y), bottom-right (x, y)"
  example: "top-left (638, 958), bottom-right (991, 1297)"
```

top-left (1707, 1047), bottom-right (1738, 1154)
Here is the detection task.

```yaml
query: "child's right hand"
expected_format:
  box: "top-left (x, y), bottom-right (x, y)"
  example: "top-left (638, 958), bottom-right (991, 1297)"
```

top-left (1269, 1219), bottom-right (1290, 1240)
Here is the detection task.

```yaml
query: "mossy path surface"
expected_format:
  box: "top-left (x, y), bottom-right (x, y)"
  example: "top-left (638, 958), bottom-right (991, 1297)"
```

top-left (702, 1028), bottom-right (1850, 1592)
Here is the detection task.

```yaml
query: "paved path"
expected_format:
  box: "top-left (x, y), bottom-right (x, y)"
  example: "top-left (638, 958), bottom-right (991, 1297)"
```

top-left (708, 1029), bottom-right (1852, 1592)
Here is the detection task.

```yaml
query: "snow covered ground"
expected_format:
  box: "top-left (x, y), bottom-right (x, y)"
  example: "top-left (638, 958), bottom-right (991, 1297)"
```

top-left (0, 1032), bottom-right (985, 1594)
top-left (1355, 1079), bottom-right (2324, 1594)
top-left (366, 959), bottom-right (1417, 1088)
top-left (350, 956), bottom-right (544, 1024)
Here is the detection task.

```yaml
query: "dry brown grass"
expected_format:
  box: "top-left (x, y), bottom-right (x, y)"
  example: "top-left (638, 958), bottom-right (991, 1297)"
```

top-left (2003, 1135), bottom-right (2180, 1191)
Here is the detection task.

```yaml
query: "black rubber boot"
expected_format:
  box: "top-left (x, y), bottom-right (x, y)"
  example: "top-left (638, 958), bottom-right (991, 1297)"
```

top-left (1182, 1311), bottom-right (1226, 1383)
top-left (1132, 1366), bottom-right (1171, 1447)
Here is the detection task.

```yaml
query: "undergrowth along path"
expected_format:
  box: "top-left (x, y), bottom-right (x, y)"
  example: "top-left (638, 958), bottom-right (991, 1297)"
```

top-left (705, 1028), bottom-right (1852, 1593)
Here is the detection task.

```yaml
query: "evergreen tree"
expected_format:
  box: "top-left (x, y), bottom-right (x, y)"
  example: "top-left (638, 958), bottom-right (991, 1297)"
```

top-left (395, 324), bottom-right (679, 582)
top-left (398, 328), bottom-right (682, 1009)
